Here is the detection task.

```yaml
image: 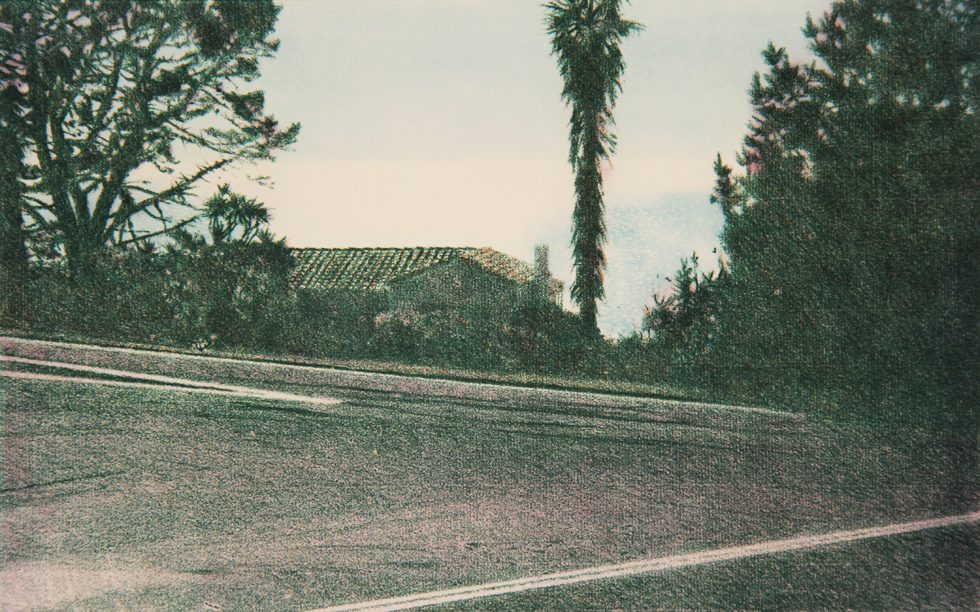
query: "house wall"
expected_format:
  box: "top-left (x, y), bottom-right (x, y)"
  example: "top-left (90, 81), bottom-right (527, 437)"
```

top-left (387, 259), bottom-right (530, 318)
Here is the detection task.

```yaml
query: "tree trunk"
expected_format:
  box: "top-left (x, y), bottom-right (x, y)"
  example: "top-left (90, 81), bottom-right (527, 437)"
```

top-left (0, 134), bottom-right (29, 323)
top-left (0, 201), bottom-right (29, 323)
top-left (571, 130), bottom-right (605, 338)
top-left (579, 300), bottom-right (598, 335)
top-left (64, 225), bottom-right (104, 282)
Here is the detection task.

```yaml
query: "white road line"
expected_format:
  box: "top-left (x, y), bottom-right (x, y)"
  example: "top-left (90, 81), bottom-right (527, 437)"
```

top-left (314, 511), bottom-right (980, 611)
top-left (0, 356), bottom-right (342, 406)
top-left (1, 336), bottom-right (796, 417)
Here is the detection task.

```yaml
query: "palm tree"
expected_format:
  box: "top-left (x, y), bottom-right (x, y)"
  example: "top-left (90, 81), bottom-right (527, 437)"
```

top-left (546, 0), bottom-right (640, 335)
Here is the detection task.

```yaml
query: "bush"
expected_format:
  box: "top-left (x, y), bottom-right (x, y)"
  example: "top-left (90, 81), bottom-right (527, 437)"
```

top-left (504, 298), bottom-right (596, 374)
top-left (26, 253), bottom-right (173, 343)
top-left (282, 289), bottom-right (386, 359)
top-left (16, 245), bottom-right (616, 383)
top-left (158, 239), bottom-right (293, 348)
top-left (21, 240), bottom-right (294, 351)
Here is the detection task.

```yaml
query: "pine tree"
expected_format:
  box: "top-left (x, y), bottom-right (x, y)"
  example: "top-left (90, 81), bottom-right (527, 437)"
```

top-left (2, 1), bottom-right (299, 278)
top-left (709, 0), bottom-right (978, 419)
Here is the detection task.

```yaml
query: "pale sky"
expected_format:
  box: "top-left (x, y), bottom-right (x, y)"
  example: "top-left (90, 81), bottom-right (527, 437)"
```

top-left (222, 0), bottom-right (829, 334)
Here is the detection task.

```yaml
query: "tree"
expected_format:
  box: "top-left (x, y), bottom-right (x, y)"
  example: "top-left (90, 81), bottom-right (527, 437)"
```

top-left (0, 81), bottom-right (30, 321)
top-left (707, 0), bottom-right (978, 420)
top-left (203, 183), bottom-right (271, 244)
top-left (642, 253), bottom-right (725, 349)
top-left (708, 154), bottom-right (738, 219)
top-left (0, 5), bottom-right (33, 320)
top-left (1, 0), bottom-right (299, 277)
top-left (545, 0), bottom-right (641, 335)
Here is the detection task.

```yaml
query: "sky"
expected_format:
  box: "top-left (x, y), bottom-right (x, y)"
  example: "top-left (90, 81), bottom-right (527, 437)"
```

top-left (231, 0), bottom-right (829, 335)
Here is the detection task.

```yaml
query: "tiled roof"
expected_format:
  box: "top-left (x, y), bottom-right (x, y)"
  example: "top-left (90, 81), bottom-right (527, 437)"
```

top-left (289, 247), bottom-right (538, 290)
top-left (460, 247), bottom-right (536, 284)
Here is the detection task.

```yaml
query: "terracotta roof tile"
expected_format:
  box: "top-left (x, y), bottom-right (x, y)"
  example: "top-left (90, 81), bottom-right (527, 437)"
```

top-left (289, 246), bottom-right (541, 290)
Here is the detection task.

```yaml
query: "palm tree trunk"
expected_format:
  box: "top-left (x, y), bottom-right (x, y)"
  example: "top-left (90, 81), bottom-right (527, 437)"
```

top-left (572, 120), bottom-right (606, 336)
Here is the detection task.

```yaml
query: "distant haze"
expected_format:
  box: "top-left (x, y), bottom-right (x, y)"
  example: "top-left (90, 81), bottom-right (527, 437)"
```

top-left (573, 194), bottom-right (725, 338)
top-left (217, 0), bottom-right (827, 335)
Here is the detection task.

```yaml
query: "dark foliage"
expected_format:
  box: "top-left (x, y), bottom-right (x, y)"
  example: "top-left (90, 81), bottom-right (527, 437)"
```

top-left (22, 237), bottom-right (293, 350)
top-left (15, 245), bottom-right (600, 377)
top-left (546, 0), bottom-right (641, 334)
top-left (0, 0), bottom-right (299, 278)
top-left (636, 0), bottom-right (979, 424)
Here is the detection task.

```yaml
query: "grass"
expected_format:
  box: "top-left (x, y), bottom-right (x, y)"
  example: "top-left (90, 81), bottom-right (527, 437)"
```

top-left (1, 348), bottom-right (976, 610)
top-left (0, 327), bottom-right (706, 404)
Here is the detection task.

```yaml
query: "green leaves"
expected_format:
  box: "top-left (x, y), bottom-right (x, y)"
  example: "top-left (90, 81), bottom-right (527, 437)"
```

top-left (697, 0), bottom-right (979, 419)
top-left (545, 0), bottom-right (641, 334)
top-left (9, 0), bottom-right (299, 275)
top-left (203, 184), bottom-right (272, 245)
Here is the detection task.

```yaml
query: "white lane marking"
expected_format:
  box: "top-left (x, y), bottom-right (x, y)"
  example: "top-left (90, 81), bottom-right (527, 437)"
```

top-left (0, 356), bottom-right (342, 406)
top-left (1, 337), bottom-right (795, 418)
top-left (313, 511), bottom-right (980, 611)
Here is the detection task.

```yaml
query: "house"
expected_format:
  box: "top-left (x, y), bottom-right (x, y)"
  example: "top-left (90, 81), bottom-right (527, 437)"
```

top-left (289, 246), bottom-right (562, 316)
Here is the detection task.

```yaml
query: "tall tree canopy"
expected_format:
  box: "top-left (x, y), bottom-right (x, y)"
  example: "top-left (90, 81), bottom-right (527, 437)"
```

top-left (707, 0), bottom-right (978, 418)
top-left (0, 0), bottom-right (299, 276)
top-left (546, 0), bottom-right (640, 335)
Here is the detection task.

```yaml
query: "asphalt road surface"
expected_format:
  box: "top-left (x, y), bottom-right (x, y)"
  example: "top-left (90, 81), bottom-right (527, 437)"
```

top-left (1, 337), bottom-right (976, 610)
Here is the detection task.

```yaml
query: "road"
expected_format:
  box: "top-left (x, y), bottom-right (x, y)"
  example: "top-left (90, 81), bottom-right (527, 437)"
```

top-left (1, 337), bottom-right (976, 610)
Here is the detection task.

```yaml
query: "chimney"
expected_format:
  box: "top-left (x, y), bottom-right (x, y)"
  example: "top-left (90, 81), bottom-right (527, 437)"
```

top-left (532, 244), bottom-right (560, 304)
top-left (533, 244), bottom-right (550, 282)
